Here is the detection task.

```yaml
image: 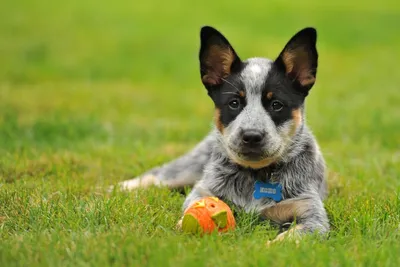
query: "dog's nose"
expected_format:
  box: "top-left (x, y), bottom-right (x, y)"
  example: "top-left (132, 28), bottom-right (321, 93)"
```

top-left (242, 130), bottom-right (264, 145)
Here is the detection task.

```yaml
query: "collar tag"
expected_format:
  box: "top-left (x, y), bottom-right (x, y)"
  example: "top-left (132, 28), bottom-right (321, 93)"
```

top-left (253, 180), bottom-right (283, 202)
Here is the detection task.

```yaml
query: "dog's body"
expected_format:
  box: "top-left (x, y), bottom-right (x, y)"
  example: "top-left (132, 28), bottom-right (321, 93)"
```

top-left (120, 26), bottom-right (329, 239)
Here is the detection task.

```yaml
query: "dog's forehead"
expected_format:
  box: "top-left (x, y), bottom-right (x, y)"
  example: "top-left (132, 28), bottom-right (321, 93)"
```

top-left (240, 58), bottom-right (273, 95)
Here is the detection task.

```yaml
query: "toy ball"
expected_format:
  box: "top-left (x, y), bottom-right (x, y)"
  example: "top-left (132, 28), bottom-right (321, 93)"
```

top-left (182, 197), bottom-right (235, 234)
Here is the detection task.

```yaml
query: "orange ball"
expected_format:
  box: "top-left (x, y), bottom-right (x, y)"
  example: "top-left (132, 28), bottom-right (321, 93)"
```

top-left (182, 197), bottom-right (235, 234)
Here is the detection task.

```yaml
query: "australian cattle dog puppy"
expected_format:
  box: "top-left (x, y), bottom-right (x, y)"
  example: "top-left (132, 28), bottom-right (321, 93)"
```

top-left (118, 26), bottom-right (329, 242)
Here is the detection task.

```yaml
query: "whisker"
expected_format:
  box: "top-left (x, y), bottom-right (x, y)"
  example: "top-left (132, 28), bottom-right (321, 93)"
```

top-left (199, 68), bottom-right (243, 95)
top-left (220, 77), bottom-right (241, 92)
top-left (221, 92), bottom-right (240, 95)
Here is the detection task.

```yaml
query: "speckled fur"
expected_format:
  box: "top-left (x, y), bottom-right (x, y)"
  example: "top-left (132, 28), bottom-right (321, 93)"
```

top-left (118, 27), bottom-right (330, 238)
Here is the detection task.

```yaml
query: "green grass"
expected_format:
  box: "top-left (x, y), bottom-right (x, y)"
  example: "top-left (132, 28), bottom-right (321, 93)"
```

top-left (1, 0), bottom-right (400, 266)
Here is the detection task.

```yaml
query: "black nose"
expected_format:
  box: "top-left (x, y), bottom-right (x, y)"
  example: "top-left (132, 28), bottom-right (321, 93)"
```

top-left (242, 130), bottom-right (264, 145)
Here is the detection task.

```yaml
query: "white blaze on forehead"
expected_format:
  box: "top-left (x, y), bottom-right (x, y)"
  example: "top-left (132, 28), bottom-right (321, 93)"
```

top-left (241, 58), bottom-right (273, 95)
top-left (249, 64), bottom-right (262, 74)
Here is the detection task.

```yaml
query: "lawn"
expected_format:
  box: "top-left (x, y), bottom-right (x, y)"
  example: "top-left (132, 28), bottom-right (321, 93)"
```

top-left (1, 0), bottom-right (400, 266)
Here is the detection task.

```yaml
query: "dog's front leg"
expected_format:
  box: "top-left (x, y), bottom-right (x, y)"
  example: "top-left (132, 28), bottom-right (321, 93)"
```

top-left (261, 193), bottom-right (329, 244)
top-left (116, 135), bottom-right (215, 191)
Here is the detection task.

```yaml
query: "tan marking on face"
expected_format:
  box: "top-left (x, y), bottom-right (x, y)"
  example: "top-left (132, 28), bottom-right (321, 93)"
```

top-left (214, 108), bottom-right (224, 133)
top-left (239, 91), bottom-right (245, 98)
top-left (290, 109), bottom-right (302, 136)
top-left (262, 199), bottom-right (310, 224)
top-left (233, 158), bottom-right (276, 169)
top-left (266, 92), bottom-right (273, 100)
top-left (227, 150), bottom-right (279, 169)
top-left (282, 49), bottom-right (315, 87)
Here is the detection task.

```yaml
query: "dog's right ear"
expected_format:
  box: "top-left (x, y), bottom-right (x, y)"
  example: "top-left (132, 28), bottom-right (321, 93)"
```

top-left (274, 28), bottom-right (318, 95)
top-left (199, 26), bottom-right (241, 89)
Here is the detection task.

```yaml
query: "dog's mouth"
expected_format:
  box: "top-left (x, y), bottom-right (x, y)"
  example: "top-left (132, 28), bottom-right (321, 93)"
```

top-left (238, 146), bottom-right (267, 159)
top-left (229, 145), bottom-right (279, 159)
top-left (239, 151), bottom-right (264, 160)
top-left (227, 145), bottom-right (280, 169)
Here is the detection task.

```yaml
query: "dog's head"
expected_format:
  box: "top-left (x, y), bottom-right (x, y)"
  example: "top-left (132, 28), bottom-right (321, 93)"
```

top-left (199, 26), bottom-right (318, 169)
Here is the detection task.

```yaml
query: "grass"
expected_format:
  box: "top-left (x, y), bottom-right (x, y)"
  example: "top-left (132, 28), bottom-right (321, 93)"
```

top-left (1, 0), bottom-right (400, 266)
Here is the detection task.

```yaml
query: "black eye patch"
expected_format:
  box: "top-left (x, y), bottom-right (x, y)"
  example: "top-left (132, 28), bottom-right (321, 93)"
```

top-left (209, 77), bottom-right (247, 128)
top-left (262, 67), bottom-right (305, 126)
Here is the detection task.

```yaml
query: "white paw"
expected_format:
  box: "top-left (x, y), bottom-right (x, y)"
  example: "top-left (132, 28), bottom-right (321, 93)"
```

top-left (266, 225), bottom-right (303, 247)
top-left (110, 175), bottom-right (161, 192)
top-left (176, 217), bottom-right (183, 230)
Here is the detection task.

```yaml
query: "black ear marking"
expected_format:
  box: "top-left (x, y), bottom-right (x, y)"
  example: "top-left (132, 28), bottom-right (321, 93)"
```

top-left (274, 28), bottom-right (318, 95)
top-left (199, 26), bottom-right (242, 88)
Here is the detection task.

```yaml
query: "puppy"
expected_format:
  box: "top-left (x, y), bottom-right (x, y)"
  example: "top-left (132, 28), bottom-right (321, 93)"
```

top-left (119, 26), bottom-right (329, 241)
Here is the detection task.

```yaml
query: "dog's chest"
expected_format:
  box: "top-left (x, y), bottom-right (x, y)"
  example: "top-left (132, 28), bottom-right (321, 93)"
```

top-left (209, 170), bottom-right (282, 213)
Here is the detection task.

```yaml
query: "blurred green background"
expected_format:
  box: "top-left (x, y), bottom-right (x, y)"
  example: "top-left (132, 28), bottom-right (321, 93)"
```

top-left (1, 0), bottom-right (400, 83)
top-left (1, 0), bottom-right (400, 266)
top-left (1, 0), bottom-right (399, 189)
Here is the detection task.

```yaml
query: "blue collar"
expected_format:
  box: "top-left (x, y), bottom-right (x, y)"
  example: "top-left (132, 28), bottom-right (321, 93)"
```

top-left (252, 164), bottom-right (283, 202)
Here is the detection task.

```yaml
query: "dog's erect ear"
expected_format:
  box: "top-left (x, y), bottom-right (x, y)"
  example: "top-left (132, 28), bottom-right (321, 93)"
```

top-left (274, 28), bottom-right (318, 95)
top-left (199, 26), bottom-right (241, 88)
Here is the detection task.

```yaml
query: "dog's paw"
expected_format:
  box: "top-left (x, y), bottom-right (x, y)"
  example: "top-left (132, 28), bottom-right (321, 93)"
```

top-left (266, 224), bottom-right (303, 247)
top-left (176, 217), bottom-right (183, 230)
top-left (110, 175), bottom-right (161, 192)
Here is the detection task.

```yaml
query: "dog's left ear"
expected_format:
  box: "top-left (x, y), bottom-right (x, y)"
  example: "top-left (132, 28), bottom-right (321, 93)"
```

top-left (199, 26), bottom-right (242, 89)
top-left (274, 28), bottom-right (318, 95)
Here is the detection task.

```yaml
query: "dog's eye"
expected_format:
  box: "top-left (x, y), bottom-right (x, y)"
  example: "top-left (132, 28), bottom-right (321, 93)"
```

top-left (271, 100), bottom-right (284, 111)
top-left (229, 99), bottom-right (240, 110)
